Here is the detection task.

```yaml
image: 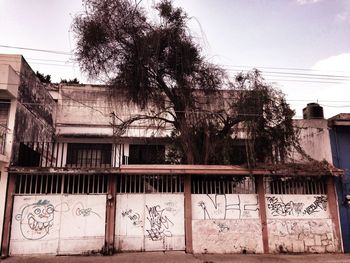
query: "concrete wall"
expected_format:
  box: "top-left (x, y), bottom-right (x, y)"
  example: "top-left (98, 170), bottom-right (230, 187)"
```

top-left (7, 56), bottom-right (56, 164)
top-left (266, 194), bottom-right (339, 253)
top-left (10, 194), bottom-right (106, 255)
top-left (191, 194), bottom-right (263, 253)
top-left (55, 85), bottom-right (172, 138)
top-left (115, 193), bottom-right (185, 251)
top-left (293, 119), bottom-right (332, 163)
top-left (0, 64), bottom-right (19, 98)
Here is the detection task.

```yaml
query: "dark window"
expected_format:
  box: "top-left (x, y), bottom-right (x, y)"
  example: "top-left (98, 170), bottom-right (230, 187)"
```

top-left (66, 143), bottom-right (112, 167)
top-left (129, 144), bottom-right (165, 164)
top-left (18, 143), bottom-right (41, 167)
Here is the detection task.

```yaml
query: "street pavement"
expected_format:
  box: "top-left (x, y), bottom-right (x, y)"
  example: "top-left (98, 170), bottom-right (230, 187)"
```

top-left (1, 252), bottom-right (350, 263)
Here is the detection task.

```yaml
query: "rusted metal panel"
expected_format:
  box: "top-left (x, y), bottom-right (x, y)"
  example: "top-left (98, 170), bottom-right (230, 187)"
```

top-left (115, 193), bottom-right (185, 251)
top-left (9, 194), bottom-right (106, 255)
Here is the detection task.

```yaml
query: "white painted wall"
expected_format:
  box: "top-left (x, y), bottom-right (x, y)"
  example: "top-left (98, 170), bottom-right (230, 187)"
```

top-left (293, 119), bottom-right (332, 164)
top-left (0, 99), bottom-right (18, 251)
top-left (10, 195), bottom-right (106, 255)
top-left (265, 194), bottom-right (339, 253)
top-left (115, 193), bottom-right (185, 251)
top-left (191, 194), bottom-right (263, 253)
top-left (55, 85), bottom-right (173, 138)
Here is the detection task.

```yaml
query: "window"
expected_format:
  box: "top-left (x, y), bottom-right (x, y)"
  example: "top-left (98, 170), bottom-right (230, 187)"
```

top-left (66, 143), bottom-right (112, 167)
top-left (128, 144), bottom-right (165, 164)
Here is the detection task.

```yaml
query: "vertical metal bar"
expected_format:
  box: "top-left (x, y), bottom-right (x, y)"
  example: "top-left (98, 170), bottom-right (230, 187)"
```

top-left (55, 174), bottom-right (59, 193)
top-left (91, 174), bottom-right (94, 193)
top-left (45, 174), bottom-right (49, 194)
top-left (33, 174), bottom-right (37, 194)
top-left (113, 144), bottom-right (117, 168)
top-left (119, 174), bottom-right (122, 193)
top-left (18, 174), bottom-right (23, 194)
top-left (93, 174), bottom-right (100, 193)
top-left (81, 174), bottom-right (86, 194)
top-left (165, 175), bottom-right (168, 193)
top-left (67, 175), bottom-right (71, 194)
top-left (55, 142), bottom-right (59, 167)
top-left (128, 175), bottom-right (131, 193)
top-left (40, 142), bottom-right (45, 167)
top-left (143, 175), bottom-right (146, 193)
top-left (124, 174), bottom-right (127, 193)
top-left (24, 174), bottom-right (28, 194)
top-left (175, 176), bottom-right (177, 193)
top-left (60, 143), bottom-right (64, 168)
top-left (214, 178), bottom-right (216, 194)
top-left (45, 142), bottom-right (49, 167)
top-left (170, 175), bottom-right (173, 193)
top-left (205, 179), bottom-right (208, 194)
top-left (209, 178), bottom-right (212, 194)
top-left (138, 174), bottom-right (141, 193)
top-left (94, 149), bottom-right (98, 167)
top-left (161, 174), bottom-right (163, 193)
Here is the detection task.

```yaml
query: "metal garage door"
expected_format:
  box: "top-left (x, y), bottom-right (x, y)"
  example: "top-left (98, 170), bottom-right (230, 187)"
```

top-left (9, 174), bottom-right (107, 255)
top-left (115, 174), bottom-right (185, 251)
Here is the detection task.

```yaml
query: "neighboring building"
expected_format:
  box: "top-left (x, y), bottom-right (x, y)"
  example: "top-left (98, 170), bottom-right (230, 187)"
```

top-left (295, 104), bottom-right (350, 253)
top-left (0, 55), bottom-right (343, 256)
top-left (329, 114), bottom-right (350, 252)
top-left (0, 54), bottom-right (55, 256)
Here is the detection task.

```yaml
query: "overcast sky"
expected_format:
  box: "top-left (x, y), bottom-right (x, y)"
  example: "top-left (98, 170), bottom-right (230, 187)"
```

top-left (0, 0), bottom-right (350, 118)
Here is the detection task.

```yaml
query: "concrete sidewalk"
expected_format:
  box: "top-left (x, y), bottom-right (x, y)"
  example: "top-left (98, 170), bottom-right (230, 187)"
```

top-left (1, 252), bottom-right (350, 263)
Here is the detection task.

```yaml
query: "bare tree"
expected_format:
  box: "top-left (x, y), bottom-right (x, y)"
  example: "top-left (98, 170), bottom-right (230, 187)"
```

top-left (73, 0), bottom-right (297, 165)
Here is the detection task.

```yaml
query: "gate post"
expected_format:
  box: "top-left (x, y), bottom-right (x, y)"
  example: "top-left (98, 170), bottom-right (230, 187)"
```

top-left (184, 174), bottom-right (193, 253)
top-left (104, 174), bottom-right (117, 255)
top-left (327, 176), bottom-right (342, 252)
top-left (1, 172), bottom-right (16, 258)
top-left (255, 175), bottom-right (269, 253)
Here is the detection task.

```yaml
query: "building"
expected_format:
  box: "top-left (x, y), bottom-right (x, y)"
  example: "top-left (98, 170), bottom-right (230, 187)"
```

top-left (328, 114), bottom-right (350, 252)
top-left (0, 54), bottom-right (343, 256)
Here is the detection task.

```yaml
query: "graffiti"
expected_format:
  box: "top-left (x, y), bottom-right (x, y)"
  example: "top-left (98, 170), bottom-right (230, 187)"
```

top-left (15, 199), bottom-right (55, 240)
top-left (198, 194), bottom-right (259, 220)
top-left (145, 205), bottom-right (174, 241)
top-left (303, 196), bottom-right (328, 215)
top-left (73, 202), bottom-right (101, 219)
top-left (266, 196), bottom-right (304, 217)
top-left (213, 221), bottom-right (230, 233)
top-left (121, 209), bottom-right (142, 226)
top-left (15, 198), bottom-right (103, 240)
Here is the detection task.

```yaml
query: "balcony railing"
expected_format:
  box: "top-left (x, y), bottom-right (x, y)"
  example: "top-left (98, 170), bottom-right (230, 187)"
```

top-left (14, 142), bottom-right (124, 168)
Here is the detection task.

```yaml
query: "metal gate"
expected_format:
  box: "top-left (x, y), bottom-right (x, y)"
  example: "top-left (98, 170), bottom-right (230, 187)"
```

top-left (9, 174), bottom-right (107, 255)
top-left (115, 174), bottom-right (185, 251)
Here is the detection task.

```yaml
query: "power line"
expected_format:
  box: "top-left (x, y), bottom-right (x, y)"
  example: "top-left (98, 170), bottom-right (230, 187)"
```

top-left (0, 45), bottom-right (71, 55)
top-left (219, 64), bottom-right (350, 75)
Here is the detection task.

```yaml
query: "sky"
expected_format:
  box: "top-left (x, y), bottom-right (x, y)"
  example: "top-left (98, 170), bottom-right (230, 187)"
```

top-left (0, 0), bottom-right (350, 118)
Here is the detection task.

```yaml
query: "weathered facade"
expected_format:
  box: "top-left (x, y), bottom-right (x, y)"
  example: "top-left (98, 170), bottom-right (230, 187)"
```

top-left (0, 55), bottom-right (344, 256)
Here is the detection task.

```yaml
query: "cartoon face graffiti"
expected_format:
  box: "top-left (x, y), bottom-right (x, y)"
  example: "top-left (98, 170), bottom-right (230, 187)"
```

top-left (15, 200), bottom-right (55, 240)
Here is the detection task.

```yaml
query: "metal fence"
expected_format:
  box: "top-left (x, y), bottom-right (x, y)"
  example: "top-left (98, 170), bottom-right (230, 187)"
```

top-left (14, 142), bottom-right (123, 168)
top-left (191, 175), bottom-right (256, 194)
top-left (264, 176), bottom-right (327, 195)
top-left (14, 174), bottom-right (108, 195)
top-left (117, 174), bottom-right (184, 193)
